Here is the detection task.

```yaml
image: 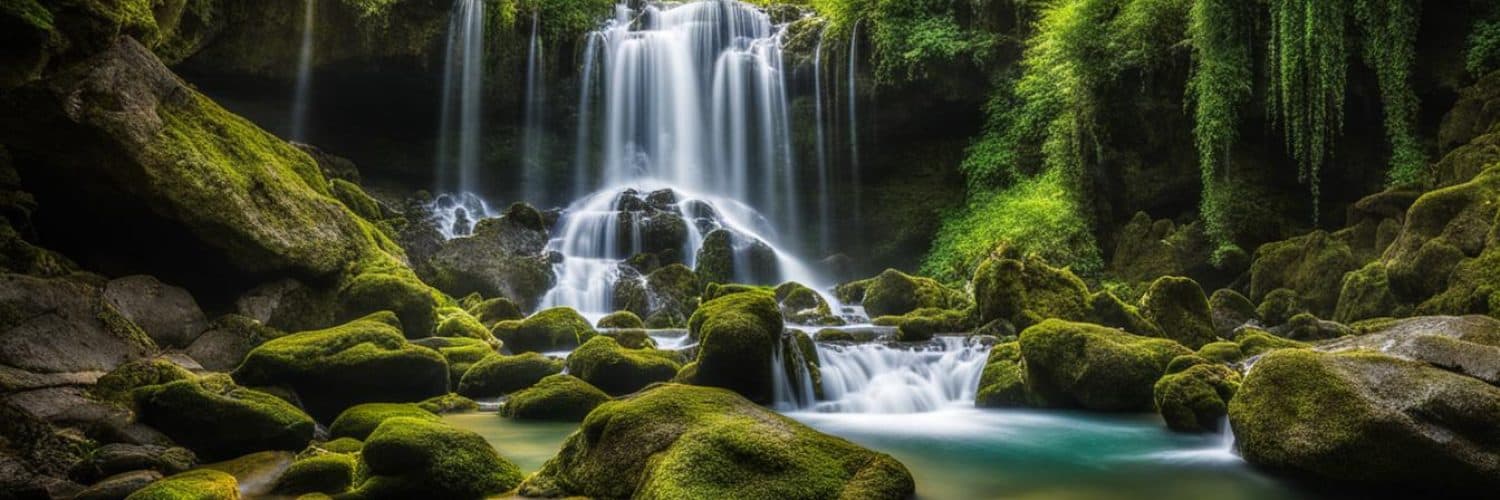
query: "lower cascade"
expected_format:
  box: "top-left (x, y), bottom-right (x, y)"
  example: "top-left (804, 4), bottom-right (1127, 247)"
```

top-left (775, 335), bottom-right (992, 413)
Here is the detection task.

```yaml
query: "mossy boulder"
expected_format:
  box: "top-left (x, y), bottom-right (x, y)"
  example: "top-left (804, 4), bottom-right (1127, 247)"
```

top-left (92, 358), bottom-right (195, 404)
top-left (1208, 289), bottom-right (1259, 336)
top-left (565, 337), bottom-right (681, 396)
top-left (1138, 276), bottom-right (1219, 349)
top-left (1233, 328), bottom-right (1309, 357)
top-left (232, 313), bottom-right (449, 422)
top-left (596, 311), bottom-right (644, 329)
top-left (976, 342), bottom-right (1028, 407)
top-left (601, 328), bottom-right (657, 349)
top-left (973, 255), bottom-right (1090, 330)
top-left (1255, 288), bottom-right (1304, 326)
top-left (353, 417), bottom-right (524, 498)
top-left (878, 307), bottom-right (977, 341)
top-left (682, 290), bottom-right (784, 403)
top-left (427, 212), bottom-right (555, 311)
top-left (456, 352), bottom-right (563, 398)
top-left (411, 336), bottom-right (494, 386)
top-left (1107, 212), bottom-right (1210, 284)
top-left (417, 393), bottom-right (480, 414)
top-left (434, 311), bottom-right (493, 342)
top-left (467, 297), bottom-right (523, 326)
top-left (1333, 262), bottom-right (1407, 323)
top-left (1085, 291), bottom-right (1163, 337)
top-left (1153, 364), bottom-right (1240, 433)
top-left (133, 376), bottom-right (315, 461)
top-left (1284, 313), bottom-right (1353, 341)
top-left (642, 264), bottom-right (701, 327)
top-left (517, 384), bottom-right (914, 499)
top-left (1018, 320), bottom-right (1192, 411)
top-left (272, 452), bottom-right (356, 496)
top-left (1196, 341), bottom-right (1244, 364)
top-left (860, 268), bottom-right (970, 318)
top-left (336, 272), bottom-right (439, 339)
top-left (124, 469), bottom-right (238, 500)
top-left (505, 307), bottom-right (597, 354)
top-left (694, 228), bottom-right (780, 287)
top-left (1229, 349), bottom-right (1500, 490)
top-left (814, 328), bottom-right (855, 341)
top-left (1380, 160), bottom-right (1500, 317)
top-left (328, 403), bottom-right (441, 441)
top-left (499, 374), bottom-right (610, 421)
top-left (774, 281), bottom-right (841, 326)
top-left (1249, 231), bottom-right (1361, 318)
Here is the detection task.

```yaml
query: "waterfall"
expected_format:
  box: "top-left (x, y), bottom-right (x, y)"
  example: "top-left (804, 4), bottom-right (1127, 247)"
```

top-left (771, 333), bottom-right (818, 411)
top-left (572, 32), bottom-right (603, 201)
top-left (522, 10), bottom-right (547, 205)
top-left (846, 20), bottom-right (861, 237)
top-left (813, 28), bottom-right (831, 254)
top-left (288, 0), bottom-right (315, 141)
top-left (436, 0), bottom-right (486, 195)
top-left (792, 336), bottom-right (990, 414)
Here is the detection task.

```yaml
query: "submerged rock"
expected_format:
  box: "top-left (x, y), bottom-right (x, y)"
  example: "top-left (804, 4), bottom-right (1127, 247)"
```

top-left (518, 384), bottom-right (915, 499)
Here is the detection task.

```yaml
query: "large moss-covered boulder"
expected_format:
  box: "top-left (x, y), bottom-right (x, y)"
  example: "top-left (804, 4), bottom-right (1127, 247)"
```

top-left (975, 342), bottom-right (1028, 407)
top-left (1138, 276), bottom-right (1219, 349)
top-left (272, 452), bottom-right (357, 496)
top-left (504, 307), bottom-right (598, 354)
top-left (1249, 231), bottom-right (1361, 318)
top-left (641, 263), bottom-right (702, 327)
top-left (1208, 289), bottom-right (1259, 336)
top-left (859, 268), bottom-right (970, 318)
top-left (1085, 291), bottom-right (1163, 337)
top-left (92, 358), bottom-right (195, 404)
top-left (456, 352), bottom-right (563, 398)
top-left (427, 208), bottom-right (555, 311)
top-left (694, 228), bottom-right (780, 287)
top-left (1233, 327), bottom-right (1309, 357)
top-left (774, 281), bottom-right (840, 325)
top-left (565, 337), bottom-right (681, 396)
top-left (133, 376), bottom-right (315, 461)
top-left (1229, 349), bottom-right (1500, 490)
top-left (1153, 363), bottom-right (1240, 433)
top-left (499, 374), bottom-right (610, 421)
top-left (596, 311), bottom-right (644, 329)
top-left (353, 417), bottom-right (524, 498)
top-left (336, 271), bottom-right (439, 339)
top-left (124, 469), bottom-right (239, 500)
top-left (468, 297), bottom-right (523, 326)
top-left (412, 336), bottom-right (494, 386)
top-left (877, 307), bottom-right (977, 341)
top-left (232, 313), bottom-right (449, 422)
top-left (1019, 320), bottom-right (1191, 411)
top-left (682, 290), bottom-right (784, 403)
top-left (973, 255), bottom-right (1090, 330)
top-left (328, 403), bottom-right (440, 441)
top-left (518, 384), bottom-right (914, 499)
top-left (1377, 159), bottom-right (1500, 317)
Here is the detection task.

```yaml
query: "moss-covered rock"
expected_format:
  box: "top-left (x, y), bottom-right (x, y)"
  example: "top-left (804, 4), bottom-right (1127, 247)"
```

top-left (427, 212), bottom-right (555, 311)
top-left (500, 374), bottom-right (610, 421)
top-left (1255, 288), bottom-right (1304, 326)
top-left (467, 297), bottom-right (523, 326)
top-left (417, 393), bottom-right (479, 414)
top-left (1085, 291), bottom-right (1164, 338)
top-left (517, 384), bottom-right (914, 499)
top-left (353, 417), bottom-right (524, 498)
top-left (456, 352), bottom-right (563, 398)
top-left (1153, 364), bottom-right (1240, 433)
top-left (1139, 276), bottom-right (1219, 349)
top-left (642, 263), bottom-right (702, 328)
top-left (976, 342), bottom-right (1028, 407)
top-left (774, 281), bottom-right (842, 326)
top-left (877, 307), bottom-right (977, 341)
top-left (859, 268), bottom-right (970, 318)
top-left (124, 469), bottom-right (238, 500)
top-left (974, 255), bottom-right (1090, 330)
top-left (682, 290), bottom-right (783, 403)
top-left (1229, 349), bottom-right (1500, 490)
top-left (1018, 320), bottom-right (1191, 411)
top-left (412, 336), bottom-right (494, 386)
top-left (232, 313), bottom-right (449, 422)
top-left (506, 307), bottom-right (597, 354)
top-left (336, 271), bottom-right (439, 339)
top-left (1284, 313), bottom-right (1353, 341)
top-left (1249, 231), bottom-right (1361, 318)
top-left (1233, 328), bottom-right (1309, 357)
top-left (328, 403), bottom-right (441, 441)
top-left (434, 310), bottom-right (493, 342)
top-left (134, 376), bottom-right (315, 461)
top-left (92, 358), bottom-right (195, 404)
top-left (272, 452), bottom-right (356, 496)
top-left (601, 328), bottom-right (657, 349)
top-left (565, 337), bottom-right (680, 396)
top-left (596, 310), bottom-right (644, 329)
top-left (694, 228), bottom-right (780, 287)
top-left (1208, 289), bottom-right (1259, 336)
top-left (1333, 262), bottom-right (1407, 323)
top-left (814, 328), bottom-right (855, 341)
top-left (1196, 341), bottom-right (1244, 364)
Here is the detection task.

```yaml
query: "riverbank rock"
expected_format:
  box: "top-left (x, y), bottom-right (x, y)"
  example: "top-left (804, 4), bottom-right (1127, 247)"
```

top-left (457, 352), bottom-right (563, 398)
top-left (518, 384), bottom-right (915, 499)
top-left (565, 337), bottom-right (681, 396)
top-left (102, 275), bottom-right (208, 349)
top-left (125, 469), bottom-right (239, 500)
top-left (1139, 276), bottom-right (1220, 349)
top-left (1319, 315), bottom-right (1500, 385)
top-left (426, 205), bottom-right (555, 311)
top-left (976, 342), bottom-right (1028, 407)
top-left (133, 375), bottom-right (316, 461)
top-left (0, 274), bottom-right (154, 387)
top-left (1019, 320), bottom-right (1191, 411)
top-left (499, 374), bottom-right (610, 421)
top-left (858, 268), bottom-right (970, 318)
top-left (232, 312), bottom-right (448, 422)
top-left (681, 290), bottom-right (784, 403)
top-left (329, 403), bottom-right (441, 441)
top-left (1153, 363), bottom-right (1240, 432)
top-left (1229, 349), bottom-right (1500, 491)
top-left (503, 307), bottom-right (598, 354)
top-left (352, 417), bottom-right (524, 498)
top-left (974, 255), bottom-right (1090, 330)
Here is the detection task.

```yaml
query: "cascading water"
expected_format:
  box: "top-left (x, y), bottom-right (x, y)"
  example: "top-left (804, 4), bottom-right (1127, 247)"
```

top-left (812, 28), bottom-right (831, 254)
top-left (436, 0), bottom-right (486, 196)
top-left (521, 10), bottom-right (547, 205)
top-left (541, 0), bottom-right (831, 317)
top-left (777, 335), bottom-right (991, 413)
top-left (288, 0), bottom-right (315, 141)
top-left (845, 20), bottom-right (861, 236)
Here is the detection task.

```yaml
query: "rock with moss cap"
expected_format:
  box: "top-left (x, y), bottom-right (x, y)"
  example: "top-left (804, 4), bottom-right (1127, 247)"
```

top-left (1248, 231), bottom-right (1360, 318)
top-left (974, 255), bottom-right (1090, 330)
top-left (272, 452), bottom-right (356, 496)
top-left (456, 352), bottom-right (563, 398)
top-left (643, 264), bottom-right (701, 327)
top-left (876, 307), bottom-right (977, 341)
top-left (1229, 349), bottom-right (1500, 491)
top-left (329, 403), bottom-right (441, 441)
top-left (814, 328), bottom-right (855, 342)
top-left (91, 358), bottom-right (195, 404)
top-left (500, 374), bottom-right (611, 421)
top-left (1085, 291), bottom-right (1163, 337)
top-left (601, 328), bottom-right (658, 349)
top-left (434, 309), bottom-right (494, 342)
top-left (336, 272), bottom-right (439, 339)
top-left (1255, 288), bottom-right (1304, 326)
top-left (124, 469), bottom-right (239, 500)
top-left (596, 311), bottom-right (644, 329)
top-left (1208, 289), bottom-right (1259, 336)
top-left (352, 417), bottom-right (524, 498)
top-left (417, 393), bottom-right (479, 414)
top-left (976, 342), bottom-right (1028, 407)
top-left (231, 312), bottom-right (449, 422)
top-left (1283, 313), bottom-right (1353, 341)
top-left (694, 228), bottom-right (780, 287)
top-left (133, 375), bottom-right (315, 461)
top-left (504, 307), bottom-right (597, 354)
top-left (1196, 341), bottom-right (1244, 364)
top-left (858, 268), bottom-right (970, 318)
top-left (1233, 328), bottom-right (1309, 357)
top-left (1138, 276), bottom-right (1219, 349)
top-left (518, 384), bottom-right (913, 499)
top-left (412, 336), bottom-right (494, 386)
top-left (1154, 363), bottom-right (1240, 433)
top-left (1333, 262), bottom-right (1407, 323)
top-left (1019, 319), bottom-right (1191, 411)
top-left (774, 281), bottom-right (842, 326)
top-left (467, 297), bottom-right (523, 326)
top-left (682, 289), bottom-right (784, 403)
top-left (565, 337), bottom-right (681, 396)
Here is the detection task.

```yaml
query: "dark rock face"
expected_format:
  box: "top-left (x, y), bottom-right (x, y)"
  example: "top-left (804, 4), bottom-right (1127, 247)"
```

top-left (0, 274), bottom-right (154, 383)
top-left (426, 206), bottom-right (555, 311)
top-left (103, 275), bottom-right (208, 349)
top-left (694, 228), bottom-right (780, 287)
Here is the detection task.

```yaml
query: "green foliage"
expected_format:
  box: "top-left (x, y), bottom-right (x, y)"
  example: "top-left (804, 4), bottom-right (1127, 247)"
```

top-left (812, 0), bottom-right (997, 84)
top-left (1265, 0), bottom-right (1349, 220)
top-left (1187, 0), bottom-right (1252, 254)
top-left (923, 169), bottom-right (1102, 281)
top-left (1353, 0), bottom-right (1424, 186)
top-left (1469, 19), bottom-right (1500, 77)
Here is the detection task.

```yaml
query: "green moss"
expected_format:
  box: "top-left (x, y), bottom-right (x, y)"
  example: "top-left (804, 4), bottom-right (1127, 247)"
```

top-left (602, 328), bottom-right (657, 349)
top-left (976, 342), bottom-right (1028, 407)
top-left (925, 170), bottom-right (1103, 282)
top-left (125, 469), bottom-right (238, 500)
top-left (814, 328), bottom-right (855, 341)
top-left (1285, 312), bottom-right (1354, 341)
top-left (232, 313), bottom-right (449, 422)
top-left (879, 307), bottom-right (977, 341)
top-left (1154, 363), bottom-right (1240, 432)
top-left (596, 310), bottom-right (644, 329)
top-left (92, 358), bottom-right (194, 404)
top-left (518, 384), bottom-right (914, 499)
top-left (468, 297), bottom-right (523, 325)
top-left (419, 336), bottom-right (495, 386)
top-left (417, 393), bottom-right (479, 414)
top-left (509, 307), bottom-right (597, 353)
top-left (500, 374), bottom-right (610, 421)
top-left (354, 416), bottom-right (523, 498)
top-left (565, 336), bottom-right (681, 396)
top-left (1165, 354), bottom-right (1212, 375)
top-left (1255, 288), bottom-right (1304, 326)
top-left (456, 352), bottom-right (563, 398)
top-left (1139, 276), bottom-right (1220, 349)
top-left (859, 268), bottom-right (970, 318)
top-left (1234, 327), bottom-right (1309, 357)
top-left (329, 403), bottom-right (441, 441)
top-left (134, 375), bottom-right (315, 461)
top-left (319, 437), bottom-right (364, 454)
top-left (1019, 319), bottom-right (1192, 411)
top-left (1086, 291), bottom-right (1164, 338)
top-left (337, 272), bottom-right (439, 339)
top-left (1249, 231), bottom-right (1360, 318)
top-left (273, 452), bottom-right (357, 496)
top-left (329, 178), bottom-right (382, 221)
top-left (1226, 349), bottom-right (1370, 475)
top-left (434, 311), bottom-right (494, 342)
top-left (1197, 341), bottom-right (1244, 364)
top-left (973, 254), bottom-right (1092, 331)
top-left (1334, 262), bottom-right (1405, 323)
top-left (683, 290), bottom-right (784, 403)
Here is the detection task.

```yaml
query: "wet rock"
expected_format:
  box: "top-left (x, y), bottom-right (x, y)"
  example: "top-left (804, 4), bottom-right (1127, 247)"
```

top-left (1154, 363), bottom-right (1239, 433)
top-left (566, 337), bottom-right (680, 396)
top-left (503, 307), bottom-right (598, 354)
top-left (102, 275), bottom-right (207, 349)
top-left (74, 469), bottom-right (162, 500)
top-left (680, 289), bottom-right (784, 403)
top-left (68, 444), bottom-right (194, 485)
top-left (427, 207), bottom-right (555, 311)
top-left (694, 228), bottom-right (780, 287)
top-left (1019, 320), bottom-right (1191, 411)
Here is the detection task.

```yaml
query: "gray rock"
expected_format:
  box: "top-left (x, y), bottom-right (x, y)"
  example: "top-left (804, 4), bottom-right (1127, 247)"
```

top-left (426, 209), bottom-right (555, 310)
top-left (103, 275), bottom-right (207, 348)
top-left (0, 274), bottom-right (154, 375)
top-left (69, 444), bottom-right (195, 484)
top-left (1320, 315), bottom-right (1500, 385)
top-left (186, 315), bottom-right (268, 372)
top-left (73, 470), bottom-right (162, 500)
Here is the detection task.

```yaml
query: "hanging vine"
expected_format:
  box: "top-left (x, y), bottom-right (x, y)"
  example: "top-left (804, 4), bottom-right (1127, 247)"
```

top-left (1354, 0), bottom-right (1424, 187)
top-left (1187, 0), bottom-right (1253, 258)
top-left (1266, 0), bottom-right (1348, 222)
